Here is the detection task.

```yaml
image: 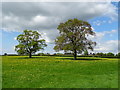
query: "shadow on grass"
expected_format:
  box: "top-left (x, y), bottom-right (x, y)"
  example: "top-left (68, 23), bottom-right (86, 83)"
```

top-left (15, 56), bottom-right (48, 59)
top-left (57, 58), bottom-right (102, 61)
top-left (15, 56), bottom-right (102, 61)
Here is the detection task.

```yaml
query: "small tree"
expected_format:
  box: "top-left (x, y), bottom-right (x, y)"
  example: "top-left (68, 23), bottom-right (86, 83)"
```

top-left (4, 53), bottom-right (7, 56)
top-left (15, 30), bottom-right (47, 58)
top-left (38, 53), bottom-right (44, 56)
top-left (54, 19), bottom-right (96, 60)
top-left (96, 52), bottom-right (105, 57)
top-left (106, 52), bottom-right (114, 56)
top-left (116, 52), bottom-right (120, 57)
top-left (84, 50), bottom-right (88, 55)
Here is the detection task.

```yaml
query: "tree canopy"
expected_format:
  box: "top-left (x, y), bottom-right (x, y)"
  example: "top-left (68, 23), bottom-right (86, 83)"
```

top-left (15, 30), bottom-right (47, 58)
top-left (54, 18), bottom-right (96, 60)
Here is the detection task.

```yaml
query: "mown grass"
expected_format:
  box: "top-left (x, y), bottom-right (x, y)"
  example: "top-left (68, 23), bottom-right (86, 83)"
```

top-left (2, 56), bottom-right (118, 88)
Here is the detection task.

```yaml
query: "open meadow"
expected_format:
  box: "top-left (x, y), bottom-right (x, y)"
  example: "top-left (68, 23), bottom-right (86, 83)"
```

top-left (2, 56), bottom-right (118, 88)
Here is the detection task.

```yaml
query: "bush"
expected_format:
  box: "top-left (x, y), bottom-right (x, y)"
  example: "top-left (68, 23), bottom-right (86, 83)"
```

top-left (106, 52), bottom-right (114, 56)
top-left (37, 53), bottom-right (45, 56)
top-left (84, 51), bottom-right (88, 55)
top-left (4, 53), bottom-right (7, 56)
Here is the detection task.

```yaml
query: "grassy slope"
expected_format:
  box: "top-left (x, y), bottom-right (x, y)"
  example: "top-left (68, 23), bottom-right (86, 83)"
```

top-left (2, 56), bottom-right (118, 88)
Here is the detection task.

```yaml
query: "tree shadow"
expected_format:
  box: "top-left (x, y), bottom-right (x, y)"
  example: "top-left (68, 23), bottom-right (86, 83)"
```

top-left (15, 56), bottom-right (102, 61)
top-left (57, 57), bottom-right (102, 61)
top-left (15, 56), bottom-right (48, 59)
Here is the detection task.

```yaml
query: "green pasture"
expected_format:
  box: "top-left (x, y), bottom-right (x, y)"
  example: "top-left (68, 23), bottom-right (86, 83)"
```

top-left (2, 56), bottom-right (118, 88)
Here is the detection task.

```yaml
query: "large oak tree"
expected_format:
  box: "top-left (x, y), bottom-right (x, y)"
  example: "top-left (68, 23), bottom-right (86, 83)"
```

top-left (15, 30), bottom-right (47, 58)
top-left (54, 19), bottom-right (96, 60)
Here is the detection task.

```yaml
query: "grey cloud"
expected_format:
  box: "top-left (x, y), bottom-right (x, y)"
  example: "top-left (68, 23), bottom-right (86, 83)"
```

top-left (2, 2), bottom-right (49, 20)
top-left (1, 2), bottom-right (118, 42)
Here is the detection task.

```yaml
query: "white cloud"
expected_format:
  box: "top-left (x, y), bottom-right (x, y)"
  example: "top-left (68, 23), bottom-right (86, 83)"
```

top-left (87, 30), bottom-right (118, 53)
top-left (39, 29), bottom-right (59, 43)
top-left (94, 40), bottom-right (118, 53)
top-left (93, 20), bottom-right (106, 26)
top-left (1, 2), bottom-right (118, 42)
top-left (88, 29), bottom-right (117, 40)
top-left (96, 30), bottom-right (117, 39)
top-left (1, 2), bottom-right (118, 54)
top-left (96, 30), bottom-right (117, 38)
top-left (14, 37), bottom-right (17, 40)
top-left (90, 29), bottom-right (117, 38)
top-left (32, 15), bottom-right (47, 23)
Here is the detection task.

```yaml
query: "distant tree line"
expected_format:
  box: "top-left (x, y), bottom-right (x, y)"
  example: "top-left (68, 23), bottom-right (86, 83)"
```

top-left (82, 52), bottom-right (120, 58)
top-left (36, 52), bottom-right (120, 58)
top-left (34, 52), bottom-right (120, 58)
top-left (3, 52), bottom-right (120, 58)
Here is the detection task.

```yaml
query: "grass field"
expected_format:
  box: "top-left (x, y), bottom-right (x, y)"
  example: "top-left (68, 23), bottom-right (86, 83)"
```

top-left (2, 56), bottom-right (118, 88)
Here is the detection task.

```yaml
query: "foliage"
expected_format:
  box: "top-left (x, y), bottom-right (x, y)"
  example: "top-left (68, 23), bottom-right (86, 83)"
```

top-left (118, 52), bottom-right (120, 56)
top-left (15, 30), bottom-right (47, 58)
top-left (106, 52), bottom-right (114, 56)
top-left (96, 53), bottom-right (106, 56)
top-left (4, 53), bottom-right (7, 56)
top-left (95, 52), bottom-right (115, 57)
top-left (84, 50), bottom-right (88, 55)
top-left (54, 18), bottom-right (96, 60)
top-left (116, 52), bottom-right (120, 57)
top-left (56, 53), bottom-right (63, 55)
top-left (37, 53), bottom-right (45, 56)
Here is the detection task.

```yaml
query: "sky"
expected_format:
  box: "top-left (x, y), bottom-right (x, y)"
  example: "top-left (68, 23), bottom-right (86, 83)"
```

top-left (0, 2), bottom-right (119, 55)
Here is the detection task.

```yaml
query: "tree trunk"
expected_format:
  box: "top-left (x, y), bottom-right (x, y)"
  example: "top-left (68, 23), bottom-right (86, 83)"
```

top-left (73, 50), bottom-right (77, 60)
top-left (29, 52), bottom-right (32, 58)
